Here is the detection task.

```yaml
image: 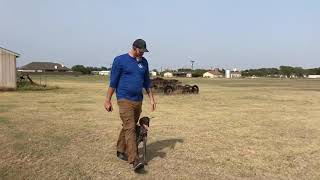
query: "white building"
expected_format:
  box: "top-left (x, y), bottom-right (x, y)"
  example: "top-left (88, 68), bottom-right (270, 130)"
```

top-left (231, 71), bottom-right (242, 78)
top-left (186, 73), bottom-right (192, 78)
top-left (0, 47), bottom-right (20, 90)
top-left (308, 75), bottom-right (320, 79)
top-left (150, 71), bottom-right (157, 77)
top-left (99, 71), bottom-right (110, 76)
top-left (225, 70), bottom-right (231, 78)
top-left (163, 72), bottom-right (173, 78)
top-left (91, 71), bottom-right (100, 75)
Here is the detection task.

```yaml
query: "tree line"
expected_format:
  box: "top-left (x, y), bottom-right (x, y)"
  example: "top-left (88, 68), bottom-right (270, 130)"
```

top-left (241, 66), bottom-right (320, 77)
top-left (71, 64), bottom-right (320, 77)
top-left (71, 65), bottom-right (110, 74)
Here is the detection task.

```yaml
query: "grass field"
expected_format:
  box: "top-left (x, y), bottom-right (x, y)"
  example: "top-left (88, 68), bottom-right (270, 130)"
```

top-left (1, 76), bottom-right (320, 179)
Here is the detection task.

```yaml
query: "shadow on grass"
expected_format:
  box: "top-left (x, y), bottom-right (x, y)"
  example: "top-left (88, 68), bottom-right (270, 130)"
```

top-left (136, 139), bottom-right (183, 175)
top-left (141, 138), bottom-right (184, 164)
top-left (134, 168), bottom-right (148, 175)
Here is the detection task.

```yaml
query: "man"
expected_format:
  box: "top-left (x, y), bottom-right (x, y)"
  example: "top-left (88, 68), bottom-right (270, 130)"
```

top-left (104, 39), bottom-right (156, 172)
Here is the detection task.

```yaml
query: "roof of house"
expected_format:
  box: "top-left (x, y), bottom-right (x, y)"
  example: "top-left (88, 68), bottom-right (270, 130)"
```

top-left (231, 71), bottom-right (241, 74)
top-left (20, 62), bottom-right (70, 71)
top-left (0, 47), bottom-right (20, 57)
top-left (205, 70), bottom-right (222, 75)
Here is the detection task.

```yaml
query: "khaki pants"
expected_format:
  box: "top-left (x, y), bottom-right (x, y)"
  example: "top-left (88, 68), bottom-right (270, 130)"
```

top-left (116, 99), bottom-right (142, 163)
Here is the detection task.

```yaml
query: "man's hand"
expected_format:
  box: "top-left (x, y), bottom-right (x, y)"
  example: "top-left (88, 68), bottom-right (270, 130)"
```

top-left (150, 100), bottom-right (156, 112)
top-left (105, 87), bottom-right (115, 112)
top-left (104, 99), bottom-right (113, 112)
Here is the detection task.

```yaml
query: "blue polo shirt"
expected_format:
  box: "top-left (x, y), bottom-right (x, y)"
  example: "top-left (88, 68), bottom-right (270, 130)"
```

top-left (109, 53), bottom-right (151, 102)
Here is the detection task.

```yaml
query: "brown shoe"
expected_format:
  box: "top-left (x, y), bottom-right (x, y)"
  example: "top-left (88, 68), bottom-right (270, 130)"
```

top-left (133, 159), bottom-right (144, 172)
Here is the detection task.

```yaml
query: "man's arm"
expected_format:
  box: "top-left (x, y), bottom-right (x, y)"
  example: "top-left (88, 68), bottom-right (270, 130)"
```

top-left (104, 87), bottom-right (115, 112)
top-left (105, 57), bottom-right (121, 112)
top-left (145, 88), bottom-right (156, 111)
top-left (143, 61), bottom-right (156, 111)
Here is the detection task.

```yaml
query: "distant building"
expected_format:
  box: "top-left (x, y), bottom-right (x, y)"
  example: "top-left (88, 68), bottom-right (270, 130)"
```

top-left (19, 62), bottom-right (70, 72)
top-left (90, 71), bottom-right (110, 76)
top-left (150, 71), bottom-right (157, 77)
top-left (91, 71), bottom-right (100, 75)
top-left (186, 73), bottom-right (192, 78)
top-left (308, 75), bottom-right (320, 79)
top-left (99, 71), bottom-right (110, 76)
top-left (231, 71), bottom-right (242, 78)
top-left (225, 70), bottom-right (231, 78)
top-left (163, 72), bottom-right (173, 78)
top-left (203, 69), bottom-right (223, 78)
top-left (0, 47), bottom-right (20, 90)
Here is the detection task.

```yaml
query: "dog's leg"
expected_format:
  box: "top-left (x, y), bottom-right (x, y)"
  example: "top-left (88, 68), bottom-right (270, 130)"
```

top-left (143, 136), bottom-right (147, 165)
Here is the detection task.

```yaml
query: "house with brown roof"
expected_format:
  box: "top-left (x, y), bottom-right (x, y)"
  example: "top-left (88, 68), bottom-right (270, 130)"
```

top-left (203, 69), bottom-right (223, 78)
top-left (19, 62), bottom-right (70, 73)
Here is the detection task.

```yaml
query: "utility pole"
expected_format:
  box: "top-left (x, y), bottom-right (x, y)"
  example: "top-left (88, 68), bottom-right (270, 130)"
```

top-left (190, 60), bottom-right (195, 70)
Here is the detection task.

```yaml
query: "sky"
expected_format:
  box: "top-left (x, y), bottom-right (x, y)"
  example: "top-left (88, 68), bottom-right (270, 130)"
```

top-left (0, 0), bottom-right (319, 70)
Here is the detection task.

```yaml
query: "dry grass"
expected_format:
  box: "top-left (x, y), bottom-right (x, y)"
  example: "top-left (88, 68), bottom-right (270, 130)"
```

top-left (1, 76), bottom-right (320, 179)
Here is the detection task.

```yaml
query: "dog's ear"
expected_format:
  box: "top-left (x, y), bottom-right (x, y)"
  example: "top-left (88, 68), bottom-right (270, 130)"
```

top-left (139, 117), bottom-right (150, 126)
top-left (145, 117), bottom-right (150, 126)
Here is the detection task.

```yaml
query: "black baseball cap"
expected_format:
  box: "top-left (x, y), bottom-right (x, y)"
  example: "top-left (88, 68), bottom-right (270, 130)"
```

top-left (133, 39), bottom-right (149, 52)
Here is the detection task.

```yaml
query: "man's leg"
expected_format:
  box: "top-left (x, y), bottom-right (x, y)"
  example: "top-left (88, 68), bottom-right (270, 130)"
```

top-left (118, 100), bottom-right (139, 164)
top-left (116, 128), bottom-right (126, 157)
top-left (134, 102), bottom-right (142, 124)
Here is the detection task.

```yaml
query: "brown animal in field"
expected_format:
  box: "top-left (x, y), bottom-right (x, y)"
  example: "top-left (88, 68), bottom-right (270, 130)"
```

top-left (136, 117), bottom-right (150, 164)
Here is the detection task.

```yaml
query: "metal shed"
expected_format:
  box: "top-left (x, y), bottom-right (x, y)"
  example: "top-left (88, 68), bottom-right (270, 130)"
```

top-left (0, 47), bottom-right (20, 90)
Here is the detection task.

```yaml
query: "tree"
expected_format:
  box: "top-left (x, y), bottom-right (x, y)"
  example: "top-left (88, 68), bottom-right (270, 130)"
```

top-left (241, 66), bottom-right (320, 78)
top-left (71, 65), bottom-right (112, 74)
top-left (177, 68), bottom-right (192, 72)
top-left (307, 67), bottom-right (320, 75)
top-left (241, 68), bottom-right (280, 77)
top-left (101, 66), bottom-right (109, 71)
top-left (72, 65), bottom-right (90, 74)
top-left (293, 67), bottom-right (304, 77)
top-left (280, 66), bottom-right (295, 77)
top-left (192, 69), bottom-right (207, 77)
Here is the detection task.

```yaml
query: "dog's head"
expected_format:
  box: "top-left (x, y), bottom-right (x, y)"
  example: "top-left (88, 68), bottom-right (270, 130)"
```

top-left (139, 117), bottom-right (150, 127)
